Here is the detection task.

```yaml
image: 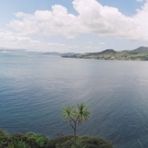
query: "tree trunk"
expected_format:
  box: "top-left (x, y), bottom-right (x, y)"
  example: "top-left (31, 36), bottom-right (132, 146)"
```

top-left (74, 123), bottom-right (77, 143)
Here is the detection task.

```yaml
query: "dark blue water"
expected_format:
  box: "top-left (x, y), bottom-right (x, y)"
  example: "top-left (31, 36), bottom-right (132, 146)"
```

top-left (1, 52), bottom-right (148, 148)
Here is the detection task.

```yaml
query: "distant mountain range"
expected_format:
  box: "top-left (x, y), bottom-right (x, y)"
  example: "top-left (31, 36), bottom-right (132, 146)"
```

top-left (61, 46), bottom-right (148, 61)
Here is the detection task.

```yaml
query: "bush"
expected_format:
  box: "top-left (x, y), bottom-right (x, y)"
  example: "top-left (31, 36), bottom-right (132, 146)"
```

top-left (48, 136), bottom-right (113, 148)
top-left (8, 140), bottom-right (30, 148)
top-left (0, 130), bottom-right (113, 148)
top-left (0, 130), bottom-right (10, 147)
top-left (24, 132), bottom-right (49, 147)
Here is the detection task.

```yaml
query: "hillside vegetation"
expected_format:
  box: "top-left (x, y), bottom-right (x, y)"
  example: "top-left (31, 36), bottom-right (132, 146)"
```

top-left (62, 46), bottom-right (148, 61)
top-left (0, 104), bottom-right (113, 148)
top-left (0, 130), bottom-right (113, 148)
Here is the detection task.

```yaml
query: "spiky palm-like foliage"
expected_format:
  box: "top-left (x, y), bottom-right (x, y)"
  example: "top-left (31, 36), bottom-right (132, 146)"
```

top-left (63, 103), bottom-right (90, 141)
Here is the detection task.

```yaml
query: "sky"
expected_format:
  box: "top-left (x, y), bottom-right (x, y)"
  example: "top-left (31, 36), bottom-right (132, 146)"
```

top-left (0, 0), bottom-right (148, 52)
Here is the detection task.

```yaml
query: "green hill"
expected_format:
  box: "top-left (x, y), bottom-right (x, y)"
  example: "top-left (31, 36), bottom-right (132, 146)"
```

top-left (62, 46), bottom-right (148, 61)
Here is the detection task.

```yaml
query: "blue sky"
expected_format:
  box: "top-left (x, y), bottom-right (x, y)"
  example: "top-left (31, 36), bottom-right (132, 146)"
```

top-left (0, 0), bottom-right (74, 23)
top-left (0, 0), bottom-right (143, 23)
top-left (0, 0), bottom-right (147, 52)
top-left (100, 0), bottom-right (143, 15)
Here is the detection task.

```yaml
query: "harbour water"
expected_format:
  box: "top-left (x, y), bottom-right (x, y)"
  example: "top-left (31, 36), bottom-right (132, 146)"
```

top-left (0, 52), bottom-right (148, 148)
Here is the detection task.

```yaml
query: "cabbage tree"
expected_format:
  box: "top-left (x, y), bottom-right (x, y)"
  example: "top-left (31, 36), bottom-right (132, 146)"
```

top-left (63, 103), bottom-right (90, 141)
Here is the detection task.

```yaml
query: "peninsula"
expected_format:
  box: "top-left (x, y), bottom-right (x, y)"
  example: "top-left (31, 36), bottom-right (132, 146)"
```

top-left (61, 46), bottom-right (148, 61)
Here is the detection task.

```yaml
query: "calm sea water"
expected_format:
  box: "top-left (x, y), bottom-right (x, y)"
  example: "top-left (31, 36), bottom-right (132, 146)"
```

top-left (1, 52), bottom-right (148, 148)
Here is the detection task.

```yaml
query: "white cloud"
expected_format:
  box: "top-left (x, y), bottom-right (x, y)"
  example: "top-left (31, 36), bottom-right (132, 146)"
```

top-left (1, 0), bottom-right (148, 51)
top-left (8, 5), bottom-right (81, 38)
top-left (8, 0), bottom-right (134, 38)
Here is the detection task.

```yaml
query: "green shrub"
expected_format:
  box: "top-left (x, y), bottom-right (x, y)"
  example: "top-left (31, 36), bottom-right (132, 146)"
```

top-left (0, 130), bottom-right (10, 147)
top-left (24, 132), bottom-right (48, 147)
top-left (8, 140), bottom-right (30, 148)
top-left (48, 136), bottom-right (113, 148)
top-left (0, 130), bottom-right (113, 148)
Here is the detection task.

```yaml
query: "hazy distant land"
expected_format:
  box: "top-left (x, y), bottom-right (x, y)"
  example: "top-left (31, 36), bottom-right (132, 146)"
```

top-left (61, 46), bottom-right (148, 61)
top-left (2, 46), bottom-right (148, 61)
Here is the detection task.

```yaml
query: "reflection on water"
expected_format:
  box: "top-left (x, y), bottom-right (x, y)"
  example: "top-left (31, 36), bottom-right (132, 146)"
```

top-left (0, 53), bottom-right (148, 148)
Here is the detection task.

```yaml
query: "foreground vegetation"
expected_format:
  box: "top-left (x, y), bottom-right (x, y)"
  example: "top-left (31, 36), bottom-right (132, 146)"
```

top-left (0, 130), bottom-right (113, 148)
top-left (0, 103), bottom-right (113, 148)
top-left (63, 103), bottom-right (90, 142)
